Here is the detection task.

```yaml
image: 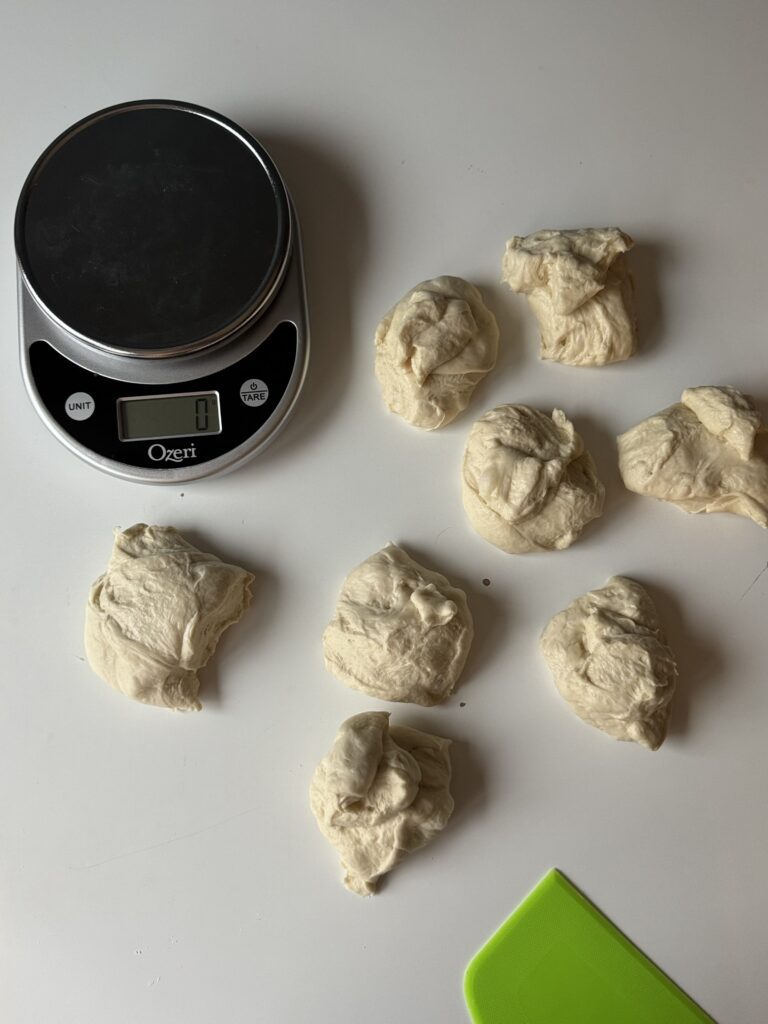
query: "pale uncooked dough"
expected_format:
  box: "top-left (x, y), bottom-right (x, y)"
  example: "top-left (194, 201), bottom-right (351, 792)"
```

top-left (322, 543), bottom-right (473, 706)
top-left (502, 228), bottom-right (636, 366)
top-left (618, 386), bottom-right (768, 528)
top-left (85, 524), bottom-right (254, 711)
top-left (540, 576), bottom-right (678, 750)
top-left (462, 404), bottom-right (605, 553)
top-left (374, 276), bottom-right (499, 429)
top-left (309, 711), bottom-right (453, 895)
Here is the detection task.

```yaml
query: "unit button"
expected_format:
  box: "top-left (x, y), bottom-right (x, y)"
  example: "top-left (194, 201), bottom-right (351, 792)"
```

top-left (65, 392), bottom-right (95, 420)
top-left (240, 379), bottom-right (269, 406)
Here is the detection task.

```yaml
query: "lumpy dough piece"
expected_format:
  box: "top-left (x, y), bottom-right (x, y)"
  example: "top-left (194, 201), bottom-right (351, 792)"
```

top-left (461, 404), bottom-right (605, 553)
top-left (618, 385), bottom-right (768, 528)
top-left (85, 524), bottom-right (254, 710)
top-left (540, 576), bottom-right (678, 750)
top-left (502, 228), bottom-right (636, 366)
top-left (374, 275), bottom-right (499, 429)
top-left (309, 711), bottom-right (453, 895)
top-left (322, 543), bottom-right (473, 705)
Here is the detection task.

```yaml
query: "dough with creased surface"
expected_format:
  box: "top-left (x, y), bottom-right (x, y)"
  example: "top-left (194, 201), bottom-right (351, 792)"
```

top-left (375, 275), bottom-right (499, 429)
top-left (462, 404), bottom-right (605, 553)
top-left (618, 385), bottom-right (768, 528)
top-left (322, 543), bottom-right (473, 705)
top-left (309, 711), bottom-right (453, 895)
top-left (502, 228), bottom-right (636, 366)
top-left (540, 576), bottom-right (678, 750)
top-left (85, 524), bottom-right (253, 710)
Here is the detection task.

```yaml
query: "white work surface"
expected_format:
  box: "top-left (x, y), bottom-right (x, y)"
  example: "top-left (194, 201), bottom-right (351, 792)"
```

top-left (2, 2), bottom-right (767, 1021)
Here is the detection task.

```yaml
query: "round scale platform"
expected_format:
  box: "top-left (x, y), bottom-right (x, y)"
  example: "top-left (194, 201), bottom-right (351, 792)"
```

top-left (16, 100), bottom-right (308, 483)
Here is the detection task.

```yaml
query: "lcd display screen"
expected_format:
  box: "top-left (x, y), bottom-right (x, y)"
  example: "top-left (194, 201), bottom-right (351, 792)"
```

top-left (118, 392), bottom-right (221, 441)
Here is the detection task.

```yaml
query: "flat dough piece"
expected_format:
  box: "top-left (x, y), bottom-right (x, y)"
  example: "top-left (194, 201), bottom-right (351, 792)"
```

top-left (618, 385), bottom-right (768, 528)
top-left (502, 228), bottom-right (636, 366)
top-left (310, 711), bottom-right (453, 895)
top-left (540, 576), bottom-right (678, 749)
top-left (322, 543), bottom-right (473, 705)
top-left (85, 523), bottom-right (254, 710)
top-left (462, 404), bottom-right (605, 553)
top-left (375, 275), bottom-right (499, 429)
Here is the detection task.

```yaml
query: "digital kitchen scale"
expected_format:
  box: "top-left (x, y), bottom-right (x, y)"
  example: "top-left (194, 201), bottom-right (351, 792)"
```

top-left (16, 99), bottom-right (309, 483)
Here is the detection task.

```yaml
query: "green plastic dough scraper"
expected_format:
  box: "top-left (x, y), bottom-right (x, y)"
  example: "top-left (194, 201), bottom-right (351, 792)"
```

top-left (464, 869), bottom-right (715, 1023)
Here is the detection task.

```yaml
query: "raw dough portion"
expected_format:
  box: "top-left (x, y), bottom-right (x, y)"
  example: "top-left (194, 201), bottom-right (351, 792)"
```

top-left (618, 386), bottom-right (768, 528)
top-left (540, 576), bottom-right (677, 750)
top-left (322, 543), bottom-right (473, 705)
top-left (309, 711), bottom-right (453, 895)
top-left (462, 404), bottom-right (605, 553)
top-left (374, 275), bottom-right (499, 429)
top-left (502, 228), bottom-right (636, 366)
top-left (85, 524), bottom-right (254, 710)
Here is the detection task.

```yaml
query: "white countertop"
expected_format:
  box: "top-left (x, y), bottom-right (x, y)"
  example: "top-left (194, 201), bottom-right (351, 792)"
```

top-left (2, 2), bottom-right (767, 1021)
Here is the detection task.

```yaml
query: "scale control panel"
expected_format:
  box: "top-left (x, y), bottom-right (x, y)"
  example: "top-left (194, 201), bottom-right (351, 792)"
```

top-left (29, 322), bottom-right (298, 472)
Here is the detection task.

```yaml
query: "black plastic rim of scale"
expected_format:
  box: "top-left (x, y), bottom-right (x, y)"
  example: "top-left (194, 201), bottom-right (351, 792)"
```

top-left (14, 99), bottom-right (291, 359)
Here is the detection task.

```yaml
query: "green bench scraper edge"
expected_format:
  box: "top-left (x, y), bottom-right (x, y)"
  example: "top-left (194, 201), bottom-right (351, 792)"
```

top-left (464, 869), bottom-right (716, 1024)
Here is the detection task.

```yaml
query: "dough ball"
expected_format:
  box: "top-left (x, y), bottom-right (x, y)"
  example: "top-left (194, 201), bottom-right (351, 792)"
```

top-left (85, 524), bottom-right (254, 711)
top-left (374, 275), bottom-right (499, 429)
top-left (322, 544), bottom-right (473, 706)
top-left (321, 544), bottom-right (473, 704)
top-left (461, 404), bottom-right (605, 553)
top-left (309, 711), bottom-right (453, 895)
top-left (502, 228), bottom-right (636, 366)
top-left (618, 385), bottom-right (768, 528)
top-left (540, 576), bottom-right (678, 750)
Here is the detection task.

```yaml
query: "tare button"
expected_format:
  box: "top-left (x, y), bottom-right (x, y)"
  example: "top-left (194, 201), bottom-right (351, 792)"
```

top-left (240, 379), bottom-right (269, 406)
top-left (65, 392), bottom-right (95, 420)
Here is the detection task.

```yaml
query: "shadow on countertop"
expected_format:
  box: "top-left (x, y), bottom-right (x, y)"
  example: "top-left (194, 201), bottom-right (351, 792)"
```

top-left (244, 129), bottom-right (371, 465)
